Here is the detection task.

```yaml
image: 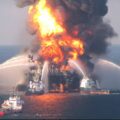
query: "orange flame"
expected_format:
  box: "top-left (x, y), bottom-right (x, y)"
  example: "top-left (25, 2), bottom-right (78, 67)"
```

top-left (39, 39), bottom-right (64, 63)
top-left (28, 0), bottom-right (85, 65)
top-left (29, 0), bottom-right (64, 38)
top-left (39, 36), bottom-right (84, 63)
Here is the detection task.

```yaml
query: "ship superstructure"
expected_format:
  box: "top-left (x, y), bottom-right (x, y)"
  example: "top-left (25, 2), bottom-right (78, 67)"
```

top-left (0, 92), bottom-right (24, 115)
top-left (80, 77), bottom-right (110, 95)
top-left (26, 56), bottom-right (44, 95)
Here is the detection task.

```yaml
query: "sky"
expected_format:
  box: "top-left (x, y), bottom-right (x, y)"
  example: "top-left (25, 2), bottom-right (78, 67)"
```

top-left (0, 0), bottom-right (120, 46)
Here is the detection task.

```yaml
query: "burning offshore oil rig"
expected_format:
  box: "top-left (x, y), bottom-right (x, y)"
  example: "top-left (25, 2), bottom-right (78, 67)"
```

top-left (23, 54), bottom-right (109, 95)
top-left (15, 0), bottom-right (115, 94)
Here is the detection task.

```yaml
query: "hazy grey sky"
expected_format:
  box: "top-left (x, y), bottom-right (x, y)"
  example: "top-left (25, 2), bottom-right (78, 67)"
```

top-left (104, 0), bottom-right (120, 45)
top-left (0, 0), bottom-right (120, 45)
top-left (0, 0), bottom-right (33, 45)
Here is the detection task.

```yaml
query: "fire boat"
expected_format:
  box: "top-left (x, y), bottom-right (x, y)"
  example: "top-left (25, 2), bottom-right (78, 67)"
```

top-left (0, 94), bottom-right (24, 116)
top-left (80, 77), bottom-right (110, 95)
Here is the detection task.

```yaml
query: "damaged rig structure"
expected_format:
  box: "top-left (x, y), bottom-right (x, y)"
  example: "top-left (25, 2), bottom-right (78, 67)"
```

top-left (24, 53), bottom-right (109, 95)
top-left (26, 54), bottom-right (81, 94)
top-left (15, 0), bottom-right (114, 95)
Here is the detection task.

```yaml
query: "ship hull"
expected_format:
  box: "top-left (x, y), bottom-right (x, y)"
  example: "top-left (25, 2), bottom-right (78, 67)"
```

top-left (80, 90), bottom-right (110, 95)
top-left (25, 90), bottom-right (44, 95)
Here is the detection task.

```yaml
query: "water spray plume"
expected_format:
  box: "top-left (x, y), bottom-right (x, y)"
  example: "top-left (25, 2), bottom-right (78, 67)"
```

top-left (68, 59), bottom-right (86, 78)
top-left (0, 55), bottom-right (35, 70)
top-left (41, 61), bottom-right (49, 93)
top-left (0, 63), bottom-right (34, 70)
top-left (98, 59), bottom-right (120, 70)
top-left (2, 57), bottom-right (28, 66)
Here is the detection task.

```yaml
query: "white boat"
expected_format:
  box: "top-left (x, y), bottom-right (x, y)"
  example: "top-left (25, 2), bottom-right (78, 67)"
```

top-left (1, 94), bottom-right (24, 113)
top-left (26, 80), bottom-right (44, 95)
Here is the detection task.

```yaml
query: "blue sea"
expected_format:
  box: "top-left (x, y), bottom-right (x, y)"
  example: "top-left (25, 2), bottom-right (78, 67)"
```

top-left (0, 45), bottom-right (120, 64)
top-left (0, 46), bottom-right (23, 64)
top-left (0, 45), bottom-right (120, 119)
top-left (0, 93), bottom-right (120, 119)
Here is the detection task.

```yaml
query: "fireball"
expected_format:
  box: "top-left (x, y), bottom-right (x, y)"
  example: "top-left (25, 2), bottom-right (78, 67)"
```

top-left (28, 0), bottom-right (85, 64)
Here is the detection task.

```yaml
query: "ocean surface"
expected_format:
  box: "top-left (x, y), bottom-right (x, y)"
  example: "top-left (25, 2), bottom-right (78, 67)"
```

top-left (1, 93), bottom-right (120, 119)
top-left (0, 45), bottom-right (120, 64)
top-left (0, 45), bottom-right (120, 119)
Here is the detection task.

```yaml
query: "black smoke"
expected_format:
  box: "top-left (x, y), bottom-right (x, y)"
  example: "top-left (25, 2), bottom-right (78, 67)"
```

top-left (16, 0), bottom-right (116, 82)
top-left (60, 0), bottom-right (116, 55)
top-left (16, 0), bottom-right (116, 55)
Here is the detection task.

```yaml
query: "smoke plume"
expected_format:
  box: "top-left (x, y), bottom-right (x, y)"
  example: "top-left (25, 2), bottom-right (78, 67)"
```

top-left (60, 0), bottom-right (116, 55)
top-left (15, 0), bottom-right (116, 80)
top-left (16, 0), bottom-right (116, 55)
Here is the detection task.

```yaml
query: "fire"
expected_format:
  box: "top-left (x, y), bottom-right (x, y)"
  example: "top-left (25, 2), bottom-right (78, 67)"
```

top-left (39, 40), bottom-right (64, 63)
top-left (28, 0), bottom-right (64, 38)
top-left (29, 0), bottom-right (85, 64)
top-left (39, 36), bottom-right (84, 63)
